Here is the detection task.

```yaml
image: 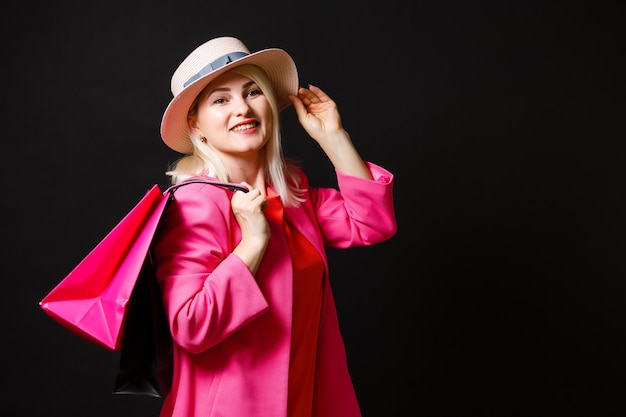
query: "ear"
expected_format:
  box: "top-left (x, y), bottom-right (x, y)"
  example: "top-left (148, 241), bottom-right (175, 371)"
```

top-left (188, 117), bottom-right (201, 135)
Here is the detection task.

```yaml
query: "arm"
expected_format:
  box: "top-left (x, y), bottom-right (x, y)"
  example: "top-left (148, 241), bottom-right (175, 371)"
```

top-left (153, 184), bottom-right (269, 354)
top-left (290, 84), bottom-right (373, 180)
top-left (310, 162), bottom-right (397, 248)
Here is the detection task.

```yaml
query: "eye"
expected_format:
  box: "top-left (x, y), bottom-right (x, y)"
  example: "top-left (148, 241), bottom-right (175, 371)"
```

top-left (247, 88), bottom-right (262, 97)
top-left (212, 97), bottom-right (227, 104)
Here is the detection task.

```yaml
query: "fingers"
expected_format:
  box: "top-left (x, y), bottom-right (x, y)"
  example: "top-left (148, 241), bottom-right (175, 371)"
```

top-left (306, 84), bottom-right (330, 101)
top-left (289, 84), bottom-right (334, 113)
top-left (296, 84), bottom-right (328, 104)
top-left (234, 182), bottom-right (268, 213)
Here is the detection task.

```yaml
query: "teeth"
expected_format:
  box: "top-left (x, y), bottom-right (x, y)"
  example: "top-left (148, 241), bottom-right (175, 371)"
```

top-left (232, 123), bottom-right (256, 132)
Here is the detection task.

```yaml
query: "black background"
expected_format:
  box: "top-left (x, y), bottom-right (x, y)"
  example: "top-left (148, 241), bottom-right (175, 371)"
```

top-left (2, 1), bottom-right (626, 416)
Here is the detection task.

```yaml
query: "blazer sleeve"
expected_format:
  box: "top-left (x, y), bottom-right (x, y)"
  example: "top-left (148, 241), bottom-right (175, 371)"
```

top-left (153, 183), bottom-right (269, 354)
top-left (310, 161), bottom-right (397, 248)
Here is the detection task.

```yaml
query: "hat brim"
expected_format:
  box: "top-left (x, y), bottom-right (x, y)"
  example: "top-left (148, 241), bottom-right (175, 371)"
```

top-left (160, 48), bottom-right (298, 154)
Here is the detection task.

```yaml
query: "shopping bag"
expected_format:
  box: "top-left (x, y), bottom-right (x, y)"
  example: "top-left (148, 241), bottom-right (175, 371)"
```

top-left (39, 184), bottom-right (168, 350)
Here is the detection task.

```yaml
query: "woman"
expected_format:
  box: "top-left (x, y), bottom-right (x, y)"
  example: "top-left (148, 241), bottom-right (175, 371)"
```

top-left (154, 36), bottom-right (397, 417)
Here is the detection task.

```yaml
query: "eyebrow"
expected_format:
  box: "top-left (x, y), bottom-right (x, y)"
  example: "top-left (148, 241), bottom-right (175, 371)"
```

top-left (207, 80), bottom-right (256, 96)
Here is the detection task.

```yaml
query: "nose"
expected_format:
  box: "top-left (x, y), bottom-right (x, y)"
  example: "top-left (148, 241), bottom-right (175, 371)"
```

top-left (232, 96), bottom-right (252, 116)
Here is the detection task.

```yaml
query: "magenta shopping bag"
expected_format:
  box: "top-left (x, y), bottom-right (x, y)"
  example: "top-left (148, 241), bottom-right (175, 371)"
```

top-left (39, 184), bottom-right (169, 350)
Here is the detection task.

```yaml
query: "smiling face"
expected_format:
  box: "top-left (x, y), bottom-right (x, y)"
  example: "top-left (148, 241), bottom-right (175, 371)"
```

top-left (188, 70), bottom-right (273, 159)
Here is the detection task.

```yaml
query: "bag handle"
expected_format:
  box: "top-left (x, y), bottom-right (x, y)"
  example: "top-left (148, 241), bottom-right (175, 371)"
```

top-left (164, 179), bottom-right (249, 195)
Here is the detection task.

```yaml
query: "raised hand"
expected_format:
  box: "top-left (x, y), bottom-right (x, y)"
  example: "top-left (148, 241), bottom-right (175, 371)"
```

top-left (290, 84), bottom-right (343, 143)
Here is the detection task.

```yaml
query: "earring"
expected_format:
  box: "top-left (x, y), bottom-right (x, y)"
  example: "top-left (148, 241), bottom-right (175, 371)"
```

top-left (200, 136), bottom-right (207, 144)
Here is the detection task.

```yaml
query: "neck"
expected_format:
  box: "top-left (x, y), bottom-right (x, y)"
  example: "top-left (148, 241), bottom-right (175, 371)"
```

top-left (225, 162), bottom-right (267, 194)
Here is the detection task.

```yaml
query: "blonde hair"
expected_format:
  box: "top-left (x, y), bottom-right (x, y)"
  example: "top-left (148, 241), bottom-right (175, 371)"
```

top-left (166, 64), bottom-right (305, 207)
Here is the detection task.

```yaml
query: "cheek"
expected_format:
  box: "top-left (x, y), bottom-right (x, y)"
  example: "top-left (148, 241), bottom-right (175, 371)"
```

top-left (196, 107), bottom-right (224, 129)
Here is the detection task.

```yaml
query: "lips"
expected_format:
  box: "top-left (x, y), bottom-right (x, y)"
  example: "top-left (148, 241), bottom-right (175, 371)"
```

top-left (231, 122), bottom-right (258, 132)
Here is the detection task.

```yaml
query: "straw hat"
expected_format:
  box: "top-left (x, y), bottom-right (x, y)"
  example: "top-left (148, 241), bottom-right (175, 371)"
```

top-left (160, 36), bottom-right (299, 154)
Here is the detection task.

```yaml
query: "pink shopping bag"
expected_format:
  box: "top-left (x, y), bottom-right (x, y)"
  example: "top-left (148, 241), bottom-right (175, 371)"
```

top-left (39, 184), bottom-right (169, 351)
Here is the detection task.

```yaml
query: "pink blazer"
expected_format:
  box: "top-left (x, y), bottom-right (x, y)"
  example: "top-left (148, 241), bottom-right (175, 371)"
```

top-left (153, 162), bottom-right (397, 417)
